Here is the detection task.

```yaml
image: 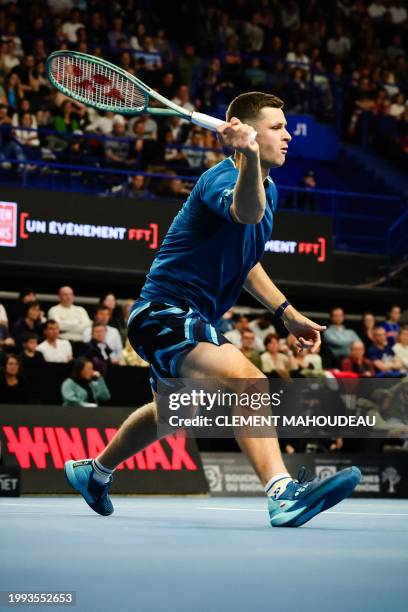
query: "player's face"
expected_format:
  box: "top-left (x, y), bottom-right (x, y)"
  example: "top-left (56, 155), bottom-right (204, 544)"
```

top-left (254, 107), bottom-right (291, 168)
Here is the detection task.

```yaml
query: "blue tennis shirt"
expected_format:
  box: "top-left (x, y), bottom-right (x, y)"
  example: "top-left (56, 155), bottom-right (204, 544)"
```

top-left (140, 156), bottom-right (277, 323)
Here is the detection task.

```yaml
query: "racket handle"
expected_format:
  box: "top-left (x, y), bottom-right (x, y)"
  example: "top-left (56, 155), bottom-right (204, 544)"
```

top-left (190, 112), bottom-right (257, 144)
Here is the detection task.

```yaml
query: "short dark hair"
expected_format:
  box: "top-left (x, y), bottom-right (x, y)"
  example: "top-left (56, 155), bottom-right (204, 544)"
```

top-left (264, 333), bottom-right (278, 347)
top-left (71, 357), bottom-right (92, 381)
top-left (23, 300), bottom-right (40, 317)
top-left (226, 92), bottom-right (284, 123)
top-left (43, 319), bottom-right (58, 331)
top-left (92, 322), bottom-right (106, 330)
top-left (21, 331), bottom-right (38, 344)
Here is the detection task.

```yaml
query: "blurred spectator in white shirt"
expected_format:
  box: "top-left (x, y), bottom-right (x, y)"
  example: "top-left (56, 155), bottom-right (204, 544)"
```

top-left (62, 9), bottom-right (85, 43)
top-left (249, 314), bottom-right (276, 345)
top-left (48, 286), bottom-right (91, 342)
top-left (37, 320), bottom-right (73, 363)
top-left (393, 326), bottom-right (408, 369)
top-left (261, 333), bottom-right (297, 378)
top-left (225, 315), bottom-right (264, 352)
top-left (0, 302), bottom-right (8, 327)
top-left (83, 305), bottom-right (123, 361)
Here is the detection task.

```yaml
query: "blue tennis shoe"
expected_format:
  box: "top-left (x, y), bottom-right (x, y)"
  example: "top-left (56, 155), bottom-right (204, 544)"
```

top-left (269, 466), bottom-right (361, 527)
top-left (64, 459), bottom-right (114, 516)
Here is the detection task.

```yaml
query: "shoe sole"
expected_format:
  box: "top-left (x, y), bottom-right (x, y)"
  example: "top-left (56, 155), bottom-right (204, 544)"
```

top-left (271, 467), bottom-right (361, 528)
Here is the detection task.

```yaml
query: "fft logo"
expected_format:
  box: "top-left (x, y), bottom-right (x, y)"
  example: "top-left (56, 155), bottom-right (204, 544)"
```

top-left (0, 201), bottom-right (17, 247)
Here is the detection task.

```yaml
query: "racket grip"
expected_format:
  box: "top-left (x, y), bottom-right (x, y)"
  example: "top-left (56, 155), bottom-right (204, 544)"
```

top-left (190, 112), bottom-right (225, 131)
top-left (190, 112), bottom-right (257, 144)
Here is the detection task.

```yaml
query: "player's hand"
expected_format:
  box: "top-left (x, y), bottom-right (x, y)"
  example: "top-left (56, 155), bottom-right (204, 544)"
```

top-left (217, 117), bottom-right (258, 156)
top-left (282, 308), bottom-right (326, 354)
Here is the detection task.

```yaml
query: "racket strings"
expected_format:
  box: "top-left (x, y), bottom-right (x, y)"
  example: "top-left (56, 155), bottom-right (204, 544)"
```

top-left (51, 55), bottom-right (146, 112)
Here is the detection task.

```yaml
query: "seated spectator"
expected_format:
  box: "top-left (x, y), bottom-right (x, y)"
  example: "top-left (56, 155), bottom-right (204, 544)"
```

top-left (323, 307), bottom-right (361, 365)
top-left (240, 330), bottom-right (262, 370)
top-left (18, 287), bottom-right (38, 311)
top-left (113, 174), bottom-right (150, 199)
top-left (84, 322), bottom-right (119, 375)
top-left (293, 347), bottom-right (324, 377)
top-left (217, 308), bottom-right (235, 334)
top-left (48, 286), bottom-right (91, 343)
top-left (13, 111), bottom-right (41, 162)
top-left (225, 315), bottom-right (264, 352)
top-left (99, 293), bottom-right (126, 334)
top-left (297, 171), bottom-right (317, 211)
top-left (261, 333), bottom-right (297, 379)
top-left (393, 326), bottom-right (408, 370)
top-left (381, 305), bottom-right (401, 346)
top-left (104, 116), bottom-right (133, 168)
top-left (12, 300), bottom-right (44, 351)
top-left (0, 354), bottom-right (27, 404)
top-left (83, 306), bottom-right (123, 361)
top-left (19, 332), bottom-right (45, 369)
top-left (61, 357), bottom-right (111, 407)
top-left (0, 301), bottom-right (8, 328)
top-left (249, 314), bottom-right (276, 345)
top-left (359, 311), bottom-right (376, 351)
top-left (341, 341), bottom-right (375, 377)
top-left (121, 339), bottom-right (149, 367)
top-left (367, 326), bottom-right (406, 377)
top-left (37, 320), bottom-right (72, 363)
top-left (0, 323), bottom-right (15, 356)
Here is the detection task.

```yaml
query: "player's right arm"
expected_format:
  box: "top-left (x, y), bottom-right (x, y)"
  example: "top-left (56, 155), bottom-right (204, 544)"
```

top-left (217, 118), bottom-right (265, 224)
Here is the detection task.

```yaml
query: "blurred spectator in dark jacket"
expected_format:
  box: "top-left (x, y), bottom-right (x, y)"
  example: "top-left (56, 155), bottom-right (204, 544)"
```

top-left (98, 293), bottom-right (126, 334)
top-left (381, 305), bottom-right (401, 346)
top-left (19, 332), bottom-right (44, 369)
top-left (12, 300), bottom-right (44, 351)
top-left (0, 354), bottom-right (27, 404)
top-left (341, 341), bottom-right (375, 377)
top-left (298, 171), bottom-right (318, 211)
top-left (84, 323), bottom-right (118, 376)
top-left (112, 174), bottom-right (151, 199)
top-left (84, 306), bottom-right (123, 361)
top-left (367, 326), bottom-right (405, 377)
top-left (359, 312), bottom-right (376, 351)
top-left (61, 357), bottom-right (111, 407)
top-left (0, 323), bottom-right (15, 357)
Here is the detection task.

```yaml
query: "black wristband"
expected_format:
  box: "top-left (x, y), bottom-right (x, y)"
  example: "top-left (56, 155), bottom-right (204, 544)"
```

top-left (275, 300), bottom-right (291, 319)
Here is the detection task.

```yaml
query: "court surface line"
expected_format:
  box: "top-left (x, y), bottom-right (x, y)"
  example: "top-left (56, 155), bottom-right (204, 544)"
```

top-left (1, 501), bottom-right (408, 517)
top-left (198, 506), bottom-right (408, 516)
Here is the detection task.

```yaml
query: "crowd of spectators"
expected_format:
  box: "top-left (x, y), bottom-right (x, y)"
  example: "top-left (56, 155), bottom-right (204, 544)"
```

top-left (0, 0), bottom-right (406, 186)
top-left (0, 286), bottom-right (149, 406)
top-left (1, 287), bottom-right (408, 453)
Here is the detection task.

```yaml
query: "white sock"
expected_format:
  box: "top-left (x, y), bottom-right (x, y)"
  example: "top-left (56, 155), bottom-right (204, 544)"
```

top-left (92, 458), bottom-right (113, 484)
top-left (264, 473), bottom-right (292, 499)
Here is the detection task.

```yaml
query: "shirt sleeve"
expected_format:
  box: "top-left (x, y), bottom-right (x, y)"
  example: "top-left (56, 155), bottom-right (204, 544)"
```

top-left (198, 166), bottom-right (237, 222)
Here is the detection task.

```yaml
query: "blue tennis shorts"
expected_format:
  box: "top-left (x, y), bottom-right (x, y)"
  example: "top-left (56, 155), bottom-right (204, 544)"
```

top-left (127, 299), bottom-right (231, 391)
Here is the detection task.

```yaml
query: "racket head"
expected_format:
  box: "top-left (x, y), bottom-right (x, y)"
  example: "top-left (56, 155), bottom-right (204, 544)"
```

top-left (46, 51), bottom-right (151, 114)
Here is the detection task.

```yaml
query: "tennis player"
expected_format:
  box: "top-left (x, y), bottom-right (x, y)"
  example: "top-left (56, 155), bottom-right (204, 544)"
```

top-left (65, 92), bottom-right (361, 527)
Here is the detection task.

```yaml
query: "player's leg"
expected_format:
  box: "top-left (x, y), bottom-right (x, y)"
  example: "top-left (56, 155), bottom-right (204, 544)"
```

top-left (63, 399), bottom-right (165, 516)
top-left (180, 341), bottom-right (361, 527)
top-left (96, 401), bottom-right (158, 470)
top-left (179, 342), bottom-right (288, 484)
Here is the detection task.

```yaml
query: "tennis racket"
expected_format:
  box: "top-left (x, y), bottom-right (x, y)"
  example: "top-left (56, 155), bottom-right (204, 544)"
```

top-left (46, 51), bottom-right (257, 142)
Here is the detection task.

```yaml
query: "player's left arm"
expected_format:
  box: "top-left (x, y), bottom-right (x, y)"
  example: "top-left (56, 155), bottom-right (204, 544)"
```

top-left (243, 262), bottom-right (326, 352)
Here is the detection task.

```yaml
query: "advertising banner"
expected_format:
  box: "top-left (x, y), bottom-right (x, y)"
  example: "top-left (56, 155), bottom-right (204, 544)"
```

top-left (202, 452), bottom-right (408, 498)
top-left (0, 188), bottom-right (333, 282)
top-left (0, 405), bottom-right (208, 494)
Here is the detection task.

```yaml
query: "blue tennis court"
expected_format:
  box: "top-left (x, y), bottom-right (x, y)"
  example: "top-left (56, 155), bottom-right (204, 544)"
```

top-left (1, 496), bottom-right (407, 612)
